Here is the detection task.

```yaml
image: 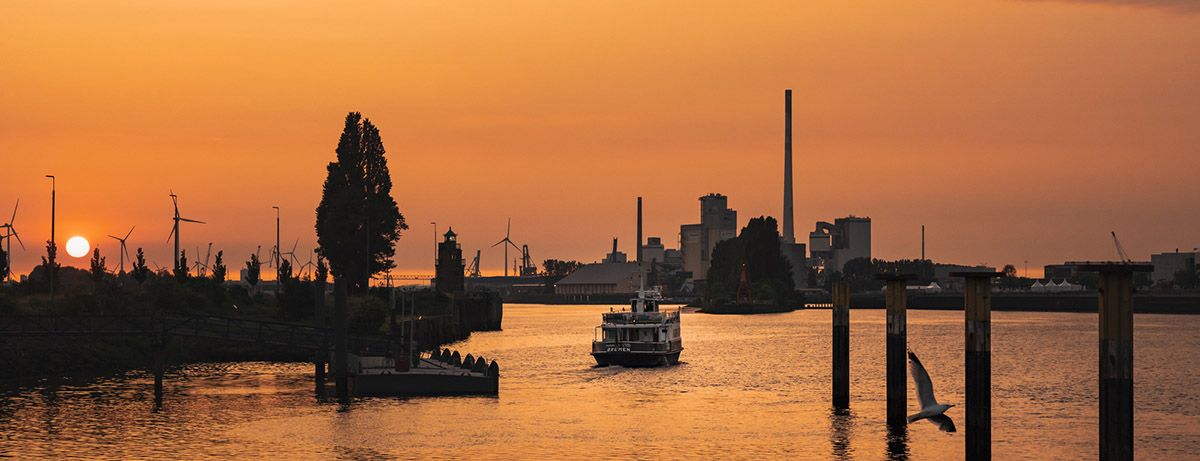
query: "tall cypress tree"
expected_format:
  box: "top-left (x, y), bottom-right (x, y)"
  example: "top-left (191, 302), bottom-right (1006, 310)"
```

top-left (315, 112), bottom-right (408, 292)
top-left (211, 250), bottom-right (226, 282)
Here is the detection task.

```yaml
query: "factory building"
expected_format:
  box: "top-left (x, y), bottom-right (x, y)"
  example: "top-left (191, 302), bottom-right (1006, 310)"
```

top-left (680, 193), bottom-right (737, 282)
top-left (1151, 250), bottom-right (1199, 283)
top-left (808, 216), bottom-right (872, 275)
top-left (640, 237), bottom-right (666, 265)
top-left (554, 262), bottom-right (644, 295)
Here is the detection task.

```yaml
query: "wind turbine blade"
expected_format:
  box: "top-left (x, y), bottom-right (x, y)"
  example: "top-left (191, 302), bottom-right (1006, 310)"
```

top-left (125, 225), bottom-right (135, 240)
top-left (166, 225), bottom-right (176, 243)
top-left (11, 229), bottom-right (23, 250)
top-left (291, 238), bottom-right (298, 253)
top-left (9, 198), bottom-right (16, 224)
top-left (179, 218), bottom-right (205, 224)
top-left (492, 240), bottom-right (505, 247)
top-left (506, 218), bottom-right (511, 238)
top-left (108, 235), bottom-right (121, 241)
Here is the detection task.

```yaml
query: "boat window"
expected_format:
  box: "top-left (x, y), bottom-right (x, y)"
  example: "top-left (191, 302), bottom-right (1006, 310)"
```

top-left (604, 329), bottom-right (617, 341)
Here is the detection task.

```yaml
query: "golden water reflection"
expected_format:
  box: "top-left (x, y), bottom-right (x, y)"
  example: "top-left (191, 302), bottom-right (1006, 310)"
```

top-left (2, 307), bottom-right (1199, 459)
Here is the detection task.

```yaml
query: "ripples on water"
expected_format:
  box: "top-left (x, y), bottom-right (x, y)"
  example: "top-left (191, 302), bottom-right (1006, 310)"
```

top-left (1, 307), bottom-right (1198, 459)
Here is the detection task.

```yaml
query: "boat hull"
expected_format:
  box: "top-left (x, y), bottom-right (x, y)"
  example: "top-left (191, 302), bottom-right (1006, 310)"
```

top-left (592, 350), bottom-right (681, 367)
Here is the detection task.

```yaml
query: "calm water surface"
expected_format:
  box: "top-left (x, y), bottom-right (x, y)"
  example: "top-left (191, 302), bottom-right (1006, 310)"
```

top-left (2, 306), bottom-right (1199, 459)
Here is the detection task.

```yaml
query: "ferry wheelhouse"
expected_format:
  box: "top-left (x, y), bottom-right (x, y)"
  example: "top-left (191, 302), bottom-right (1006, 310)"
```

top-left (591, 289), bottom-right (682, 367)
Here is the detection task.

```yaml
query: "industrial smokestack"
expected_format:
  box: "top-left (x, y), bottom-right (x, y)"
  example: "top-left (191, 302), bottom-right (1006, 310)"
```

top-left (922, 225), bottom-right (925, 261)
top-left (637, 197), bottom-right (643, 263)
top-left (611, 238), bottom-right (618, 263)
top-left (782, 89), bottom-right (795, 244)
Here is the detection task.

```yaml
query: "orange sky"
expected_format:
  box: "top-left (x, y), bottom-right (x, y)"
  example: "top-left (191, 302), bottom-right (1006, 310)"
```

top-left (2, 0), bottom-right (1198, 279)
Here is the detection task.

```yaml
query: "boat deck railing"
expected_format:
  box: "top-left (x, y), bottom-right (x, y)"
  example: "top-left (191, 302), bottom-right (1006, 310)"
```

top-left (601, 309), bottom-right (680, 324)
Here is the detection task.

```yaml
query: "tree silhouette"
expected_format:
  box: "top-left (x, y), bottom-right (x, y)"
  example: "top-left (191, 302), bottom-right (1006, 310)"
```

top-left (211, 250), bottom-right (226, 282)
top-left (245, 253), bottom-right (261, 291)
top-left (40, 241), bottom-right (60, 283)
top-left (0, 245), bottom-right (8, 281)
top-left (131, 248), bottom-right (150, 284)
top-left (704, 216), bottom-right (795, 307)
top-left (278, 258), bottom-right (293, 284)
top-left (174, 250), bottom-right (189, 283)
top-left (90, 248), bottom-right (106, 283)
top-left (315, 112), bottom-right (408, 292)
top-left (541, 259), bottom-right (583, 277)
top-left (315, 257), bottom-right (328, 283)
top-left (1002, 264), bottom-right (1017, 278)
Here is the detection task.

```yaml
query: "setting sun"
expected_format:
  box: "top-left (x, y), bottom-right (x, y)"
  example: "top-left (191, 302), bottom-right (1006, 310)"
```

top-left (65, 236), bottom-right (89, 258)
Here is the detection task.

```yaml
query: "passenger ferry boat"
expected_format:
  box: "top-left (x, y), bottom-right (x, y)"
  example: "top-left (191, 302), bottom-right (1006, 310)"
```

top-left (591, 287), bottom-right (683, 367)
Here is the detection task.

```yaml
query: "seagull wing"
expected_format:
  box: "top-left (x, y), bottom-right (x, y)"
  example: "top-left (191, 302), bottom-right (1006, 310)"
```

top-left (908, 350), bottom-right (939, 409)
top-left (927, 413), bottom-right (956, 432)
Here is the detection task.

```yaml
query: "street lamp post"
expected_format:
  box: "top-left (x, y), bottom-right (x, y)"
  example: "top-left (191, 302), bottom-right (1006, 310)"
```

top-left (45, 175), bottom-right (55, 303)
top-left (430, 221), bottom-right (437, 267)
top-left (273, 206), bottom-right (280, 293)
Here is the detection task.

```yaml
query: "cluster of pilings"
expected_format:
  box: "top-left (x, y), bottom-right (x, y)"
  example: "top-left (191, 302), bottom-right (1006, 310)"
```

top-left (432, 348), bottom-right (500, 377)
top-left (828, 263), bottom-right (1148, 460)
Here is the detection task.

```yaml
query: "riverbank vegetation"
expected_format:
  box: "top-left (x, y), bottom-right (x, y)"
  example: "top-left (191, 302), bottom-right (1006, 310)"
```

top-left (703, 216), bottom-right (797, 310)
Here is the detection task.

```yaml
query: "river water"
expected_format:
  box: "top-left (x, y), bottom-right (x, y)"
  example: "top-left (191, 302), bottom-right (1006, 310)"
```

top-left (2, 306), bottom-right (1199, 459)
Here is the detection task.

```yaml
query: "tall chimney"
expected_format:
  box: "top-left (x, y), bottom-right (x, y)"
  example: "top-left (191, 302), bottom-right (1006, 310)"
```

top-left (783, 89), bottom-right (795, 244)
top-left (922, 225), bottom-right (926, 261)
top-left (612, 238), bottom-right (618, 263)
top-left (637, 197), bottom-right (643, 263)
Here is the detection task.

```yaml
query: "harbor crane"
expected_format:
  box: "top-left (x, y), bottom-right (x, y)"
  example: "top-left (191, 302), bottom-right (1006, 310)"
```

top-left (467, 250), bottom-right (481, 277)
top-left (1111, 231), bottom-right (1131, 263)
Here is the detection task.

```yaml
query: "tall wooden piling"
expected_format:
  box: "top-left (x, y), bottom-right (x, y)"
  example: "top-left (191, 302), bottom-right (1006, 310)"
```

top-left (953, 271), bottom-right (1003, 460)
top-left (314, 279), bottom-right (327, 392)
top-left (334, 277), bottom-right (349, 400)
top-left (832, 281), bottom-right (850, 409)
top-left (876, 274), bottom-right (915, 427)
top-left (152, 313), bottom-right (165, 401)
top-left (1078, 263), bottom-right (1151, 461)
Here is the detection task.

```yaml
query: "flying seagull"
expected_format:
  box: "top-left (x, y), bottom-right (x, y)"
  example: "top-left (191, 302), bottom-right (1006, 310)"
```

top-left (908, 350), bottom-right (956, 432)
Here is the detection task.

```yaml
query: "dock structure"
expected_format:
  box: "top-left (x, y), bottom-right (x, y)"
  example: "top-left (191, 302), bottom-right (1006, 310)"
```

top-left (831, 281), bottom-right (850, 409)
top-left (876, 273), bottom-right (915, 427)
top-left (952, 271), bottom-right (1004, 460)
top-left (1077, 263), bottom-right (1152, 461)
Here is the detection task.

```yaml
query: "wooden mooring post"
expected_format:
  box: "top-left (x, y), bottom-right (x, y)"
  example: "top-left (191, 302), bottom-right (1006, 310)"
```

top-left (334, 277), bottom-right (349, 400)
top-left (953, 271), bottom-right (1003, 460)
top-left (832, 281), bottom-right (850, 409)
top-left (876, 273), bottom-right (915, 427)
top-left (152, 312), bottom-right (165, 401)
top-left (1077, 263), bottom-right (1151, 461)
top-left (314, 278), bottom-right (327, 393)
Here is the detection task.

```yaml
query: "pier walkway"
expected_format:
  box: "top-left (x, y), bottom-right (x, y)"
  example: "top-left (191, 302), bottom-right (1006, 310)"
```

top-left (0, 313), bottom-right (396, 352)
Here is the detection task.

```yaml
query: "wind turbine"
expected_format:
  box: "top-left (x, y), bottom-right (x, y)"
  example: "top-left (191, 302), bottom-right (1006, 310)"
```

top-left (1, 200), bottom-right (24, 282)
top-left (282, 238), bottom-right (301, 268)
top-left (299, 248), bottom-right (317, 279)
top-left (107, 226), bottom-right (135, 274)
top-left (166, 191), bottom-right (205, 270)
top-left (192, 246), bottom-right (204, 275)
top-left (491, 218), bottom-right (521, 277)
